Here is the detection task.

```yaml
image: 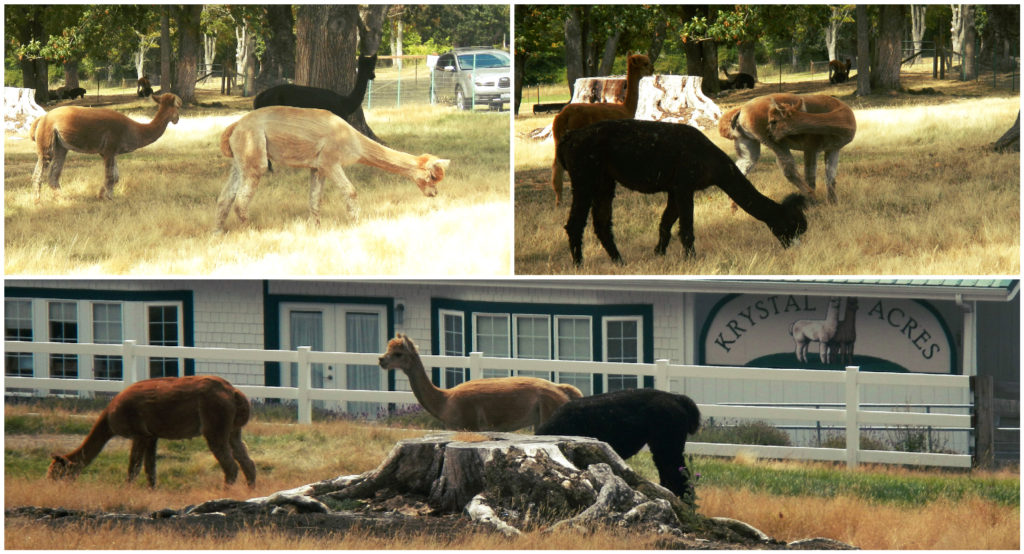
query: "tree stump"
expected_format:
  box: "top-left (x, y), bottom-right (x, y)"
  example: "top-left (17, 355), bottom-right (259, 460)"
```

top-left (570, 76), bottom-right (629, 104)
top-left (5, 87), bottom-right (46, 135)
top-left (993, 111), bottom-right (1020, 153)
top-left (635, 75), bottom-right (722, 130)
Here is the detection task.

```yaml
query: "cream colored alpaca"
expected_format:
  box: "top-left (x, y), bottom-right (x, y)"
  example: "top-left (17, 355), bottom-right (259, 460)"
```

top-left (29, 93), bottom-right (181, 201)
top-left (378, 334), bottom-right (583, 431)
top-left (719, 93), bottom-right (856, 204)
top-left (215, 106), bottom-right (449, 232)
top-left (550, 53), bottom-right (654, 205)
top-left (790, 297), bottom-right (842, 364)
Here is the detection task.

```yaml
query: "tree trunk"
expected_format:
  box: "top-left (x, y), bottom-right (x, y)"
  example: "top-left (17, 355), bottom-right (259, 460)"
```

top-left (254, 5), bottom-right (296, 92)
top-left (172, 5), bottom-right (202, 104)
top-left (737, 40), bottom-right (758, 79)
top-left (203, 33), bottom-right (216, 72)
top-left (597, 30), bottom-right (622, 76)
top-left (647, 21), bottom-right (668, 66)
top-left (951, 5), bottom-right (966, 60)
top-left (826, 16), bottom-right (840, 61)
top-left (993, 111), bottom-right (1019, 152)
top-left (4, 87), bottom-right (47, 134)
top-left (564, 7), bottom-right (585, 97)
top-left (871, 4), bottom-right (903, 92)
top-left (855, 5), bottom-right (871, 96)
top-left (160, 7), bottom-right (172, 92)
top-left (514, 47), bottom-right (524, 115)
top-left (911, 5), bottom-right (927, 59)
top-left (960, 5), bottom-right (977, 80)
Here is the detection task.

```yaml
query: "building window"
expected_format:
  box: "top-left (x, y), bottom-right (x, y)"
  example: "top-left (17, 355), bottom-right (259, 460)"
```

top-left (440, 310), bottom-right (466, 387)
top-left (474, 314), bottom-right (509, 378)
top-left (514, 314), bottom-right (551, 379)
top-left (93, 303), bottom-right (123, 380)
top-left (555, 316), bottom-right (592, 395)
top-left (48, 302), bottom-right (78, 379)
top-left (148, 305), bottom-right (180, 378)
top-left (604, 316), bottom-right (641, 392)
top-left (5, 300), bottom-right (33, 377)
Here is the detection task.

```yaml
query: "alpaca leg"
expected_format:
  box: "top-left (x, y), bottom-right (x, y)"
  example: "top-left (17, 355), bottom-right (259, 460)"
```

top-left (551, 157), bottom-right (565, 206)
top-left (99, 155), bottom-right (119, 200)
top-left (31, 156), bottom-right (51, 203)
top-left (215, 166), bottom-right (243, 232)
top-left (203, 433), bottom-right (240, 486)
top-left (733, 137), bottom-right (760, 176)
top-left (231, 172), bottom-right (263, 227)
top-left (229, 430), bottom-right (257, 488)
top-left (590, 191), bottom-right (622, 263)
top-left (564, 186), bottom-right (592, 266)
top-left (767, 143), bottom-right (815, 197)
top-left (674, 191), bottom-right (697, 257)
top-left (143, 438), bottom-right (158, 487)
top-left (128, 439), bottom-right (146, 484)
top-left (649, 438), bottom-right (690, 497)
top-left (655, 191), bottom-right (679, 255)
top-left (823, 149), bottom-right (840, 204)
top-left (803, 149), bottom-right (818, 192)
top-left (325, 165), bottom-right (359, 220)
top-left (308, 169), bottom-right (324, 227)
top-left (47, 144), bottom-right (68, 197)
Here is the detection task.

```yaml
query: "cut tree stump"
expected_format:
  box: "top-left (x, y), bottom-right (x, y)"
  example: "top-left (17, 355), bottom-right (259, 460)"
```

top-left (993, 111), bottom-right (1020, 152)
top-left (570, 76), bottom-right (629, 104)
top-left (4, 87), bottom-right (46, 135)
top-left (634, 75), bottom-right (722, 130)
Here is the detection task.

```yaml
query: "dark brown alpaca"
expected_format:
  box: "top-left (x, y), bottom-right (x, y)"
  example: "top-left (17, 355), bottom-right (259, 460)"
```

top-left (47, 376), bottom-right (256, 488)
top-left (825, 297), bottom-right (858, 364)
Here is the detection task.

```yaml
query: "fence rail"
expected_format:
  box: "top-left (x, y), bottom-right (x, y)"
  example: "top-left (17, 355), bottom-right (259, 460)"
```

top-left (4, 340), bottom-right (974, 469)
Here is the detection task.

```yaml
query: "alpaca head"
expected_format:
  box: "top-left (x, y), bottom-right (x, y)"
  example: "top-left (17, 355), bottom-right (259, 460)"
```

top-left (626, 52), bottom-right (654, 79)
top-left (47, 454), bottom-right (81, 481)
top-left (379, 333), bottom-right (419, 373)
top-left (768, 193), bottom-right (808, 248)
top-left (412, 156), bottom-right (450, 197)
top-left (154, 93), bottom-right (182, 124)
top-left (846, 297), bottom-right (859, 312)
top-left (357, 54), bottom-right (378, 81)
top-left (766, 98), bottom-right (805, 141)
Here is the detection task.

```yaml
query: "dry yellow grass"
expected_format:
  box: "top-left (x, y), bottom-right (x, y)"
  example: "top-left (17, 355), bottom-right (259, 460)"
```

top-left (5, 104), bottom-right (511, 275)
top-left (514, 91), bottom-right (1019, 275)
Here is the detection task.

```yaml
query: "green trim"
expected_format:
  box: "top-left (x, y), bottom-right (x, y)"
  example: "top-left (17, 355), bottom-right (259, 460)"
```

top-left (5, 286), bottom-right (195, 375)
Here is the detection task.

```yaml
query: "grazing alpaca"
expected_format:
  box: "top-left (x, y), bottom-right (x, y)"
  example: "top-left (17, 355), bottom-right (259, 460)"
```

top-left (719, 93), bottom-right (856, 204)
top-left (377, 334), bottom-right (583, 431)
top-left (65, 87), bottom-right (87, 100)
top-left (720, 67), bottom-right (755, 90)
top-left (47, 376), bottom-right (256, 488)
top-left (557, 118), bottom-right (808, 265)
top-left (790, 296), bottom-right (841, 364)
top-left (549, 53), bottom-right (654, 206)
top-left (137, 76), bottom-right (154, 97)
top-left (215, 106), bottom-right (448, 232)
top-left (829, 59), bottom-right (852, 84)
top-left (253, 54), bottom-right (377, 120)
top-left (29, 92), bottom-right (181, 201)
top-left (536, 388), bottom-right (701, 498)
top-left (825, 297), bottom-right (858, 364)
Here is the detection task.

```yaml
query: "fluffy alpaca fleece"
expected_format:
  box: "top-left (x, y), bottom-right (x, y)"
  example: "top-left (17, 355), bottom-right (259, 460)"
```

top-left (215, 106), bottom-right (448, 232)
top-left (536, 388), bottom-right (701, 497)
top-left (719, 93), bottom-right (856, 204)
top-left (557, 118), bottom-right (808, 265)
top-left (828, 59), bottom-right (852, 84)
top-left (549, 53), bottom-right (654, 205)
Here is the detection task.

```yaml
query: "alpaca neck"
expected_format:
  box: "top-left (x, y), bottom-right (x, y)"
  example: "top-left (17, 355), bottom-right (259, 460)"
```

top-left (623, 68), bottom-right (644, 115)
top-left (65, 411), bottom-right (115, 469)
top-left (132, 107), bottom-right (176, 150)
top-left (719, 166), bottom-right (790, 225)
top-left (348, 68), bottom-right (372, 105)
top-left (399, 355), bottom-right (449, 419)
top-left (356, 136), bottom-right (425, 180)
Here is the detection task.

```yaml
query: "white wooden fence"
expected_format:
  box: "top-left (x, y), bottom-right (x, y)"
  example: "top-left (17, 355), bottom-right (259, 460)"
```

top-left (4, 340), bottom-right (974, 469)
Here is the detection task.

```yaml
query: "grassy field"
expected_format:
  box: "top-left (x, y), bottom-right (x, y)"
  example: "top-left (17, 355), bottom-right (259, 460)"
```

top-left (5, 402), bottom-right (1018, 549)
top-left (5, 89), bottom-right (512, 275)
top-left (514, 71), bottom-right (1020, 275)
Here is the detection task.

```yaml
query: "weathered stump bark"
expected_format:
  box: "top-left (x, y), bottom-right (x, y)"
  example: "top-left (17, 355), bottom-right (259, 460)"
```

top-left (570, 76), bottom-right (628, 104)
top-left (635, 75), bottom-right (722, 130)
top-left (993, 111), bottom-right (1020, 152)
top-left (5, 87), bottom-right (46, 135)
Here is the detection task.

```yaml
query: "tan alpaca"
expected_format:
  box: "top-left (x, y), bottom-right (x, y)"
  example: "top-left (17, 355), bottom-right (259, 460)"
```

top-left (216, 106), bottom-right (449, 232)
top-left (29, 93), bottom-right (181, 201)
top-left (378, 334), bottom-right (583, 431)
top-left (47, 376), bottom-right (256, 488)
top-left (790, 297), bottom-right (842, 364)
top-left (719, 93), bottom-right (856, 204)
top-left (550, 53), bottom-right (654, 205)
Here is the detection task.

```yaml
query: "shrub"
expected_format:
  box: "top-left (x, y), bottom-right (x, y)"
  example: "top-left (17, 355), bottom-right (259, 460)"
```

top-left (694, 418), bottom-right (792, 446)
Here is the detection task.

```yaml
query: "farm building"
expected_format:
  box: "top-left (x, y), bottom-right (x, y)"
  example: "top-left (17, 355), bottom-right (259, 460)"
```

top-left (4, 278), bottom-right (1019, 463)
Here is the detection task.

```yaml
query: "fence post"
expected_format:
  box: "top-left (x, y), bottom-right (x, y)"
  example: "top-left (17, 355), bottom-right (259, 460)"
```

top-left (468, 352), bottom-right (484, 381)
top-left (123, 340), bottom-right (139, 386)
top-left (845, 365), bottom-right (860, 469)
top-left (297, 346), bottom-right (312, 425)
top-left (972, 374), bottom-right (995, 469)
top-left (654, 359), bottom-right (670, 391)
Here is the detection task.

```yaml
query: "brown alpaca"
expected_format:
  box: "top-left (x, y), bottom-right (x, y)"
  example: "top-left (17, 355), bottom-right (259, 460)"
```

top-left (216, 106), bottom-right (449, 232)
top-left (719, 93), bottom-right (856, 204)
top-left (377, 334), bottom-right (583, 431)
top-left (549, 53), bottom-right (654, 205)
top-left (47, 376), bottom-right (256, 488)
top-left (825, 297), bottom-right (858, 364)
top-left (29, 93), bottom-right (181, 201)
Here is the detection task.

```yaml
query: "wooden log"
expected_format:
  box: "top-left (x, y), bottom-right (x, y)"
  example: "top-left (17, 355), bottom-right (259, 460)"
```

top-left (4, 87), bottom-right (46, 135)
top-left (634, 75), bottom-right (723, 130)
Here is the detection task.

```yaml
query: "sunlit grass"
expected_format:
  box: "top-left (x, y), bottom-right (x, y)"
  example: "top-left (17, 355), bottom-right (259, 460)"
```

top-left (5, 100), bottom-right (511, 275)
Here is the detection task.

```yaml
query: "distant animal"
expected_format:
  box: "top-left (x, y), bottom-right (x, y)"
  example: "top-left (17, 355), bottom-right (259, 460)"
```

top-left (137, 76), bottom-right (154, 97)
top-left (64, 87), bottom-right (86, 100)
top-left (378, 333), bottom-right (583, 431)
top-left (536, 388), bottom-right (701, 498)
top-left (29, 92), bottom-right (181, 201)
top-left (825, 297), bottom-right (859, 364)
top-left (253, 54), bottom-right (377, 121)
top-left (550, 53), bottom-right (654, 206)
top-left (718, 93), bottom-right (856, 204)
top-left (829, 59), bottom-right (852, 84)
top-left (533, 102), bottom-right (568, 115)
top-left (215, 106), bottom-right (448, 232)
top-left (720, 67), bottom-right (755, 90)
top-left (791, 297), bottom-right (841, 363)
top-left (557, 118), bottom-right (808, 265)
top-left (47, 376), bottom-right (256, 488)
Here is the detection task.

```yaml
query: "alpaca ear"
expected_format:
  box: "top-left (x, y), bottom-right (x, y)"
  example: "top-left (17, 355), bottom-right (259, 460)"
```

top-left (768, 97), bottom-right (780, 111)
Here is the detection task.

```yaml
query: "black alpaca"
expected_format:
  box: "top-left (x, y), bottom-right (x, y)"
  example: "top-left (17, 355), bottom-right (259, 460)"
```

top-left (253, 54), bottom-right (377, 118)
top-left (137, 76), bottom-right (154, 98)
top-left (557, 118), bottom-right (808, 266)
top-left (536, 389), bottom-right (701, 498)
top-left (829, 59), bottom-right (852, 84)
top-left (65, 87), bottom-right (86, 100)
top-left (720, 67), bottom-right (755, 90)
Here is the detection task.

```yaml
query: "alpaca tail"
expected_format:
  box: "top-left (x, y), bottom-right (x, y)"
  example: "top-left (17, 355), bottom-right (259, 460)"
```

top-left (232, 388), bottom-right (251, 429)
top-left (29, 115), bottom-right (42, 142)
top-left (678, 394), bottom-right (702, 435)
top-left (557, 383), bottom-right (584, 400)
top-left (219, 121), bottom-right (238, 158)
